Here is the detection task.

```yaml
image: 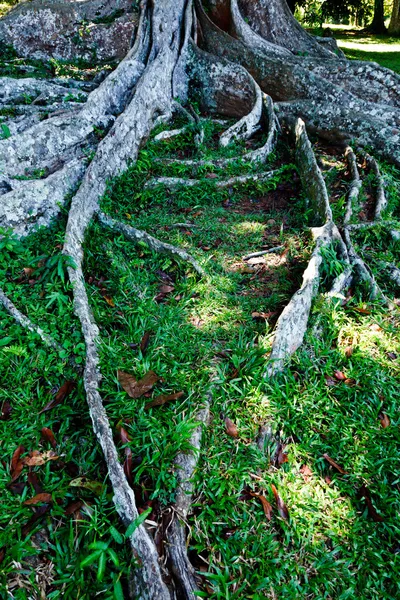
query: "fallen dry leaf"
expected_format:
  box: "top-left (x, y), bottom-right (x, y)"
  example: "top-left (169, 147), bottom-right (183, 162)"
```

top-left (250, 492), bottom-right (273, 521)
top-left (119, 427), bottom-right (132, 444)
top-left (140, 331), bottom-right (151, 355)
top-left (145, 391), bottom-right (184, 409)
top-left (344, 345), bottom-right (354, 358)
top-left (24, 493), bottom-right (52, 505)
top-left (359, 484), bottom-right (384, 523)
top-left (69, 477), bottom-right (104, 496)
top-left (23, 450), bottom-right (59, 467)
top-left (22, 504), bottom-right (51, 537)
top-left (118, 370), bottom-right (160, 399)
top-left (325, 375), bottom-right (338, 387)
top-left (379, 413), bottom-right (390, 428)
top-left (39, 380), bottom-right (76, 414)
top-left (65, 500), bottom-right (84, 516)
top-left (353, 307), bottom-right (371, 315)
top-left (28, 472), bottom-right (44, 494)
top-left (276, 446), bottom-right (288, 466)
top-left (271, 484), bottom-right (289, 520)
top-left (369, 323), bottom-right (382, 332)
top-left (344, 378), bottom-right (357, 387)
top-left (323, 453), bottom-right (347, 474)
top-left (333, 370), bottom-right (347, 381)
top-left (104, 296), bottom-right (115, 307)
top-left (300, 464), bottom-right (313, 481)
top-left (10, 445), bottom-right (25, 482)
top-left (0, 400), bottom-right (12, 421)
top-left (41, 427), bottom-right (57, 448)
top-left (224, 417), bottom-right (239, 438)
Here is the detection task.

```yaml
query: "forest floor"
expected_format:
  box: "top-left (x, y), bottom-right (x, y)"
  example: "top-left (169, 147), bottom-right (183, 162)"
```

top-left (1, 47), bottom-right (400, 600)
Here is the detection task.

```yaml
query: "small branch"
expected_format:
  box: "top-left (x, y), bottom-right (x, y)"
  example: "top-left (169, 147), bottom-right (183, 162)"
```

top-left (242, 246), bottom-right (284, 261)
top-left (344, 147), bottom-right (361, 225)
top-left (0, 287), bottom-right (63, 352)
top-left (97, 212), bottom-right (204, 275)
top-left (167, 401), bottom-right (210, 599)
top-left (145, 170), bottom-right (277, 190)
top-left (168, 222), bottom-right (197, 229)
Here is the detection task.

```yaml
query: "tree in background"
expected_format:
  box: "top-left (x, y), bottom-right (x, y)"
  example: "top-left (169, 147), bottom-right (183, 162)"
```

top-left (389, 0), bottom-right (400, 33)
top-left (368, 0), bottom-right (387, 31)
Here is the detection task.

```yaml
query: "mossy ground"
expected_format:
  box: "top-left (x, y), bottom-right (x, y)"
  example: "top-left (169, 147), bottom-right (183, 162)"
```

top-left (0, 112), bottom-right (399, 599)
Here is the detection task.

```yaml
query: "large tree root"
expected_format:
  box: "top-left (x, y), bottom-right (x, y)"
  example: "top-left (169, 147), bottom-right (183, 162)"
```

top-left (266, 119), bottom-right (349, 376)
top-left (166, 401), bottom-right (210, 599)
top-left (145, 170), bottom-right (278, 190)
top-left (97, 212), bottom-right (204, 276)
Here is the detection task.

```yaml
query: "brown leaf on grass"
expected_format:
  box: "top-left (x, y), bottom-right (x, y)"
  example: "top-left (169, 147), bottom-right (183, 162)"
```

top-left (250, 492), bottom-right (273, 521)
top-left (28, 472), bottom-right (44, 494)
top-left (140, 331), bottom-right (151, 355)
top-left (0, 547), bottom-right (5, 566)
top-left (359, 484), bottom-right (384, 522)
top-left (300, 465), bottom-right (313, 481)
top-left (119, 427), bottom-right (131, 444)
top-left (155, 284), bottom-right (175, 303)
top-left (271, 484), bottom-right (289, 520)
top-left (69, 477), bottom-right (104, 495)
top-left (118, 370), bottom-right (160, 399)
top-left (333, 370), bottom-right (347, 381)
top-left (225, 417), bottom-right (239, 438)
top-left (0, 400), bottom-right (12, 420)
top-left (344, 378), bottom-right (357, 387)
top-left (39, 380), bottom-right (76, 413)
top-left (41, 427), bottom-right (57, 448)
top-left (10, 445), bottom-right (25, 482)
top-left (386, 352), bottom-right (397, 361)
top-left (344, 345), bottom-right (354, 358)
top-left (369, 323), bottom-right (382, 332)
top-left (325, 375), bottom-right (338, 387)
top-left (23, 450), bottom-right (59, 467)
top-left (276, 446), bottom-right (288, 466)
top-left (379, 413), bottom-right (390, 428)
top-left (65, 500), bottom-right (84, 516)
top-left (353, 307), bottom-right (371, 315)
top-left (323, 453), bottom-right (347, 474)
top-left (22, 503), bottom-right (51, 537)
top-left (104, 296), bottom-right (115, 307)
top-left (9, 482), bottom-right (27, 496)
top-left (205, 173), bottom-right (218, 179)
top-left (145, 391), bottom-right (184, 409)
top-left (24, 493), bottom-right (52, 505)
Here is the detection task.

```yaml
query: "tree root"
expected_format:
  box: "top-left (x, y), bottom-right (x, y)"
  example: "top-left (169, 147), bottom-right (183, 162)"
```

top-left (155, 94), bottom-right (278, 169)
top-left (145, 169), bottom-right (277, 190)
top-left (365, 153), bottom-right (387, 220)
top-left (166, 401), bottom-right (210, 599)
top-left (242, 246), bottom-right (284, 261)
top-left (0, 287), bottom-right (63, 352)
top-left (383, 263), bottom-right (400, 287)
top-left (97, 212), bottom-right (204, 276)
top-left (344, 146), bottom-right (361, 225)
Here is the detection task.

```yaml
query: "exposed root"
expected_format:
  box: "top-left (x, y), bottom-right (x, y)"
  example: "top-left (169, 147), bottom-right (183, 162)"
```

top-left (344, 146), bottom-right (361, 225)
top-left (154, 128), bottom-right (186, 142)
top-left (97, 212), bottom-right (204, 276)
top-left (295, 119), bottom-right (332, 225)
top-left (383, 263), bottom-right (400, 287)
top-left (365, 154), bottom-right (387, 220)
top-left (219, 74), bottom-right (263, 148)
top-left (327, 266), bottom-right (353, 300)
top-left (266, 221), bottom-right (343, 377)
top-left (0, 77), bottom-right (88, 107)
top-left (0, 287), bottom-right (62, 352)
top-left (242, 246), bottom-right (284, 261)
top-left (0, 159), bottom-right (86, 237)
top-left (266, 119), bottom-right (349, 376)
top-left (145, 169), bottom-right (277, 190)
top-left (155, 94), bottom-right (278, 168)
top-left (342, 228), bottom-right (388, 304)
top-left (166, 401), bottom-right (210, 599)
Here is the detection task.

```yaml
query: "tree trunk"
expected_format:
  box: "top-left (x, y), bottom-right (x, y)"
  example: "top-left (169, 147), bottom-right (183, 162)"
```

top-left (389, 0), bottom-right (400, 34)
top-left (368, 0), bottom-right (387, 33)
top-left (1, 0), bottom-right (400, 596)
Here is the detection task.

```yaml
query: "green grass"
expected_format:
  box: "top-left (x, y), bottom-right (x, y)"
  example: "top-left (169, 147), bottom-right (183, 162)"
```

top-left (0, 117), bottom-right (399, 599)
top-left (329, 26), bottom-right (400, 73)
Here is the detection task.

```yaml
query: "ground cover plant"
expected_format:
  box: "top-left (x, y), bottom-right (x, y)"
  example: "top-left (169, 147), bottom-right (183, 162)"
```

top-left (1, 114), bottom-right (400, 598)
top-left (1, 0), bottom-right (400, 598)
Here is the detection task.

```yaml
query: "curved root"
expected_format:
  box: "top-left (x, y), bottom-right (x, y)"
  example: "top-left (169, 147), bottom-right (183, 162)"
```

top-left (97, 212), bottom-right (204, 276)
